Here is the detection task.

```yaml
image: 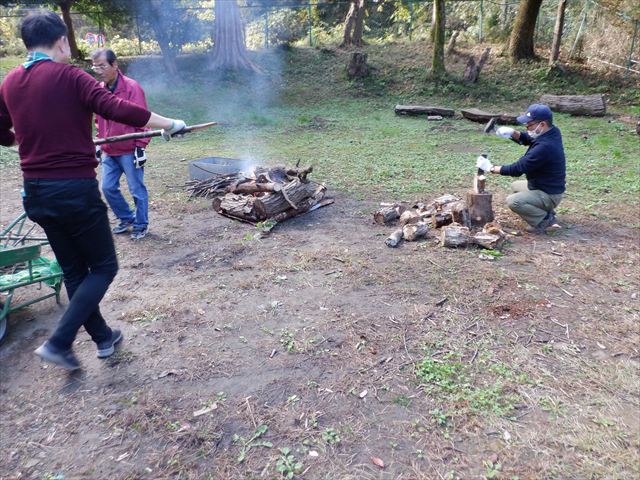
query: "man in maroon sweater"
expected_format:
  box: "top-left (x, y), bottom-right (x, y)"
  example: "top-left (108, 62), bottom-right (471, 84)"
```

top-left (0, 11), bottom-right (185, 371)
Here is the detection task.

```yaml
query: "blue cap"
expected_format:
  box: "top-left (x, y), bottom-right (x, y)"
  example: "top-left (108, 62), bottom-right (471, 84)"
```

top-left (516, 104), bottom-right (553, 124)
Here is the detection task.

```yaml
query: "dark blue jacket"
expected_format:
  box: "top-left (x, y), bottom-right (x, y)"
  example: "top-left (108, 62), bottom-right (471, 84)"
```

top-left (500, 125), bottom-right (566, 194)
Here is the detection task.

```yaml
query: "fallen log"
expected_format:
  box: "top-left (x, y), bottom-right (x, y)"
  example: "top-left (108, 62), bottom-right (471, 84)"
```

top-left (394, 105), bottom-right (456, 117)
top-left (230, 181), bottom-right (281, 195)
top-left (403, 221), bottom-right (429, 241)
top-left (212, 194), bottom-right (260, 222)
top-left (441, 225), bottom-right (471, 248)
top-left (432, 212), bottom-right (453, 228)
top-left (461, 108), bottom-right (518, 125)
top-left (374, 205), bottom-right (406, 225)
top-left (472, 232), bottom-right (504, 249)
top-left (466, 191), bottom-right (494, 227)
top-left (386, 229), bottom-right (404, 248)
top-left (253, 179), bottom-right (318, 219)
top-left (539, 94), bottom-right (606, 117)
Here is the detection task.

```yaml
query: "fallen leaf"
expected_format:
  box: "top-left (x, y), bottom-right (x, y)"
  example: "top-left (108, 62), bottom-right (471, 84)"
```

top-left (371, 456), bottom-right (385, 469)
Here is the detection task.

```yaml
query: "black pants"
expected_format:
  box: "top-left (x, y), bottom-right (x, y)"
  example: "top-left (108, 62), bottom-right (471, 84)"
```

top-left (23, 178), bottom-right (118, 351)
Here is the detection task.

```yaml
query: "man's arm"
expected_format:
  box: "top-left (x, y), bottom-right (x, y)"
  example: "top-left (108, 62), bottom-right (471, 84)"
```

top-left (0, 90), bottom-right (16, 147)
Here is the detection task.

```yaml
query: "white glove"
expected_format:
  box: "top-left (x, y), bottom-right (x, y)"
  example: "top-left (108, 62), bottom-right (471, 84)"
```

top-left (134, 146), bottom-right (147, 168)
top-left (476, 155), bottom-right (493, 172)
top-left (496, 126), bottom-right (515, 139)
top-left (161, 119), bottom-right (186, 141)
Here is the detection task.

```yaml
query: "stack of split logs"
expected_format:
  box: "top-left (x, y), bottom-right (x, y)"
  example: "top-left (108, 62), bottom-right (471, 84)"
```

top-left (186, 165), bottom-right (332, 224)
top-left (375, 176), bottom-right (505, 250)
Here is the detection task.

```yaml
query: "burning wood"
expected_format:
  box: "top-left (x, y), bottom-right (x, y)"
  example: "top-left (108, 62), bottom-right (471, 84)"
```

top-left (186, 165), bottom-right (332, 226)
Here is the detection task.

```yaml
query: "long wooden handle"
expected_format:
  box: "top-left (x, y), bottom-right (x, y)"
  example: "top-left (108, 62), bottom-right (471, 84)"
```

top-left (93, 121), bottom-right (218, 146)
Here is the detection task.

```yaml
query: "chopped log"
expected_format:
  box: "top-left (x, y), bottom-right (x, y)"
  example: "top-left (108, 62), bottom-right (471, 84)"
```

top-left (212, 194), bottom-right (260, 222)
top-left (403, 221), bottom-right (429, 241)
top-left (463, 48), bottom-right (491, 83)
top-left (461, 108), bottom-right (518, 125)
top-left (539, 94), bottom-right (606, 117)
top-left (446, 30), bottom-right (459, 55)
top-left (347, 52), bottom-right (369, 79)
top-left (451, 201), bottom-right (471, 229)
top-left (269, 197), bottom-right (332, 224)
top-left (472, 232), bottom-right (504, 249)
top-left (432, 212), bottom-right (453, 228)
top-left (230, 181), bottom-right (281, 194)
top-left (474, 174), bottom-right (486, 194)
top-left (399, 210), bottom-right (421, 227)
top-left (394, 105), bottom-right (455, 117)
top-left (253, 179), bottom-right (318, 219)
top-left (441, 225), bottom-right (471, 248)
top-left (374, 206), bottom-right (402, 225)
top-left (385, 229), bottom-right (404, 248)
top-left (431, 194), bottom-right (460, 210)
top-left (482, 221), bottom-right (505, 236)
top-left (466, 191), bottom-right (494, 227)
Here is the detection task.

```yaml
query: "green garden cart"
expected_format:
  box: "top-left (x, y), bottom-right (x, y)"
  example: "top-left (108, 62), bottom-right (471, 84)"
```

top-left (0, 212), bottom-right (63, 343)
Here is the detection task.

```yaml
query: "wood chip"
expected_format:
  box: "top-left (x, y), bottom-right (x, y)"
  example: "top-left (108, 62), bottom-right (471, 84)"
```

top-left (193, 403), bottom-right (218, 417)
top-left (371, 456), bottom-right (385, 469)
top-left (359, 389), bottom-right (368, 399)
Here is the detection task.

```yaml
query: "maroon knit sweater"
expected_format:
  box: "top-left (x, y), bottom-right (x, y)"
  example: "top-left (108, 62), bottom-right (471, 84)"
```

top-left (0, 60), bottom-right (151, 179)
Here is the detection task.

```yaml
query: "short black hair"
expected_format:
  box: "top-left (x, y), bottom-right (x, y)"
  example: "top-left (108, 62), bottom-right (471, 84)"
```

top-left (20, 10), bottom-right (68, 49)
top-left (91, 48), bottom-right (117, 65)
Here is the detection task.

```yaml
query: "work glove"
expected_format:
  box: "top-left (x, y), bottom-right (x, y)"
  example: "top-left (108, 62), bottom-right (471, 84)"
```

top-left (161, 119), bottom-right (186, 141)
top-left (495, 126), bottom-right (515, 139)
top-left (134, 146), bottom-right (147, 168)
top-left (95, 145), bottom-right (102, 161)
top-left (476, 155), bottom-right (493, 173)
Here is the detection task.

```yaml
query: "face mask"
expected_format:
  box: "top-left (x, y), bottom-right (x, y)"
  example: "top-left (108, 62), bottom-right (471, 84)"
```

top-left (529, 123), bottom-right (544, 139)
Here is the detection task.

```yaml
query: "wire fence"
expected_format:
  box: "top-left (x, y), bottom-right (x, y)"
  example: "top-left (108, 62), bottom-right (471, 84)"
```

top-left (1, 0), bottom-right (637, 75)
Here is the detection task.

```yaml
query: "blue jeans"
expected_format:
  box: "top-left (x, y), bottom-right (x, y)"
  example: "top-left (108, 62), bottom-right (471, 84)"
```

top-left (101, 153), bottom-right (148, 230)
top-left (23, 178), bottom-right (118, 351)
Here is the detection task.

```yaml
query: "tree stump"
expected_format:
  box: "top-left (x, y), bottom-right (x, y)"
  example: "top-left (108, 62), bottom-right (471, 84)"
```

top-left (539, 94), bottom-right (606, 116)
top-left (463, 48), bottom-right (491, 83)
top-left (347, 52), bottom-right (369, 79)
top-left (466, 191), bottom-right (494, 227)
top-left (441, 225), bottom-right (471, 248)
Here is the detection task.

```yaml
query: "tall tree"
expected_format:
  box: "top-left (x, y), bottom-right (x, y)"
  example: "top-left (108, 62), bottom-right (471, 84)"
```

top-left (509, 0), bottom-right (544, 61)
top-left (209, 0), bottom-right (259, 71)
top-left (341, 0), bottom-right (366, 48)
top-left (431, 0), bottom-right (446, 77)
top-left (549, 0), bottom-right (568, 64)
top-left (54, 1), bottom-right (81, 59)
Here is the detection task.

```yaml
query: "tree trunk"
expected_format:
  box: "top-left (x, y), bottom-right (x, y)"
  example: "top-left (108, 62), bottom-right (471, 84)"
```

top-left (446, 31), bottom-right (460, 55)
top-left (549, 0), bottom-right (568, 64)
top-left (57, 1), bottom-right (81, 60)
top-left (431, 0), bottom-right (446, 77)
top-left (463, 47), bottom-right (491, 83)
top-left (347, 52), bottom-right (369, 78)
top-left (210, 0), bottom-right (259, 72)
top-left (341, 0), bottom-right (366, 48)
top-left (509, 0), bottom-right (544, 61)
top-left (148, 0), bottom-right (178, 76)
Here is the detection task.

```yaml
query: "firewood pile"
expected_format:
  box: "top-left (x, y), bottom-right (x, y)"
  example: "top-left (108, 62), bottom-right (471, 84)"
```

top-left (374, 193), bottom-right (505, 250)
top-left (186, 165), bottom-right (333, 225)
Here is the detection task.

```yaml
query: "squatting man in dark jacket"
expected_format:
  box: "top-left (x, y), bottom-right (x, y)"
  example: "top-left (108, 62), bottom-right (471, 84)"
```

top-left (0, 10), bottom-right (186, 371)
top-left (476, 104), bottom-right (566, 234)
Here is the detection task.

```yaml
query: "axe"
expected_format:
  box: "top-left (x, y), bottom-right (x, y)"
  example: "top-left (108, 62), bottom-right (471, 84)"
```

top-left (483, 117), bottom-right (497, 134)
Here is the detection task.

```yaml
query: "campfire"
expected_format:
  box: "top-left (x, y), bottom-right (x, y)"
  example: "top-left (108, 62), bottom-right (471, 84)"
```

top-left (186, 165), bottom-right (333, 227)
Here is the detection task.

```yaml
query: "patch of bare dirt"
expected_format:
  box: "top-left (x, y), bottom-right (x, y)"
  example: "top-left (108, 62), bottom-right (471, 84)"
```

top-left (1, 174), bottom-right (638, 479)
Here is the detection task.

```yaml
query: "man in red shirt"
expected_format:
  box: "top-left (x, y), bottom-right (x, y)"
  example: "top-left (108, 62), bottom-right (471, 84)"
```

top-left (0, 10), bottom-right (185, 371)
top-left (93, 48), bottom-right (151, 240)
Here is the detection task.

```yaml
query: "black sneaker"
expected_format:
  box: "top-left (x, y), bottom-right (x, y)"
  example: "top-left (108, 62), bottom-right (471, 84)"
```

top-left (96, 329), bottom-right (123, 358)
top-left (526, 213), bottom-right (558, 234)
top-left (112, 221), bottom-right (134, 234)
top-left (130, 227), bottom-right (148, 240)
top-left (35, 342), bottom-right (81, 371)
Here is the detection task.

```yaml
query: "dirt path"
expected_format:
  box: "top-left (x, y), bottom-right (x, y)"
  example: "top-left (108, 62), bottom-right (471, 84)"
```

top-left (1, 172), bottom-right (638, 479)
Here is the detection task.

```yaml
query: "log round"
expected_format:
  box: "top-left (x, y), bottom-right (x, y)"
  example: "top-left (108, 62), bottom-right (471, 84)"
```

top-left (441, 225), bottom-right (471, 248)
top-left (385, 229), bottom-right (404, 248)
top-left (466, 191), bottom-right (494, 227)
top-left (403, 221), bottom-right (429, 241)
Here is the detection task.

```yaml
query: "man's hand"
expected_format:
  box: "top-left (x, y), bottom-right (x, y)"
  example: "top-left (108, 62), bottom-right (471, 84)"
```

top-left (476, 155), bottom-right (493, 173)
top-left (161, 119), bottom-right (186, 141)
top-left (95, 145), bottom-right (102, 161)
top-left (134, 146), bottom-right (147, 168)
top-left (496, 127), bottom-right (515, 139)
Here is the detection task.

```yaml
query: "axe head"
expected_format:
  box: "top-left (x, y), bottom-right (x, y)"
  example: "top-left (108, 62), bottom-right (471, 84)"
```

top-left (484, 117), bottom-right (497, 134)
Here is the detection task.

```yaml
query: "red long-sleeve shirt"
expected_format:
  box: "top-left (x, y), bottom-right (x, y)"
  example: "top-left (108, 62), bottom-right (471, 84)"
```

top-left (0, 60), bottom-right (151, 179)
top-left (95, 70), bottom-right (151, 156)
